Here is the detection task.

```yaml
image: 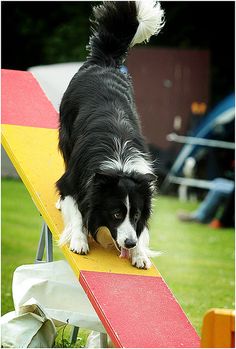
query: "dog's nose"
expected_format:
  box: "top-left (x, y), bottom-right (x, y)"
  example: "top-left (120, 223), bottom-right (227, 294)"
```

top-left (124, 238), bottom-right (137, 249)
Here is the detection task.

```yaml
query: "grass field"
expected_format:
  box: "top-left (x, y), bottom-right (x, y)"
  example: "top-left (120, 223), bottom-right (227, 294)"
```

top-left (2, 178), bottom-right (235, 344)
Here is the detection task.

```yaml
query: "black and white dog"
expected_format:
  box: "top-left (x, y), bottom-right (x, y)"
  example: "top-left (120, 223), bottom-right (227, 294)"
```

top-left (56, 1), bottom-right (164, 269)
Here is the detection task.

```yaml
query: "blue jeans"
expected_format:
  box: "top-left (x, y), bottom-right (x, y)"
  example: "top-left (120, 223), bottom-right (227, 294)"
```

top-left (192, 178), bottom-right (235, 223)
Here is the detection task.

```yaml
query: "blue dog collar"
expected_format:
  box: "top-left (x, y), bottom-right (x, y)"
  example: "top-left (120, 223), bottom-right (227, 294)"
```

top-left (119, 65), bottom-right (128, 74)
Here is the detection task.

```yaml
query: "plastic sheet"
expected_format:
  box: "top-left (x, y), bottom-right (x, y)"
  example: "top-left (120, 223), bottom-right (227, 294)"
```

top-left (12, 260), bottom-right (105, 333)
top-left (1, 298), bottom-right (56, 348)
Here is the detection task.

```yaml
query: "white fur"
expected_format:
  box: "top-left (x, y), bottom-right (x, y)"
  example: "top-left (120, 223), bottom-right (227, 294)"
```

top-left (100, 137), bottom-right (154, 175)
top-left (131, 226), bottom-right (162, 269)
top-left (58, 196), bottom-right (89, 254)
top-left (131, 0), bottom-right (165, 47)
top-left (116, 197), bottom-right (138, 248)
top-left (131, 227), bottom-right (151, 269)
top-left (117, 197), bottom-right (162, 269)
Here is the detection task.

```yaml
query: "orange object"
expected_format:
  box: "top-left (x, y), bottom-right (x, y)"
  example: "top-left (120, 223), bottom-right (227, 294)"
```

top-left (209, 219), bottom-right (222, 229)
top-left (201, 308), bottom-right (235, 348)
top-left (191, 101), bottom-right (207, 115)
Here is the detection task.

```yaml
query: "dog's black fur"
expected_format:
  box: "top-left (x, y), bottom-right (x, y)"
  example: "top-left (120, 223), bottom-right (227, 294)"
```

top-left (56, 2), bottom-right (156, 244)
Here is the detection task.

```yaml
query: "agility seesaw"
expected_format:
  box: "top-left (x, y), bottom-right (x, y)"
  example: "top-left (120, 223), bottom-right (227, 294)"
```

top-left (1, 69), bottom-right (200, 348)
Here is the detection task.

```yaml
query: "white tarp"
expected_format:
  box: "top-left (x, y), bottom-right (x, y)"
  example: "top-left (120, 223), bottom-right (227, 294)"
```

top-left (28, 62), bottom-right (82, 111)
top-left (1, 298), bottom-right (56, 348)
top-left (11, 260), bottom-right (105, 333)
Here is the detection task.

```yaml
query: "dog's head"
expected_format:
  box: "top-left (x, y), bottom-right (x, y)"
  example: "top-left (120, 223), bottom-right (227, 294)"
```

top-left (86, 171), bottom-right (156, 251)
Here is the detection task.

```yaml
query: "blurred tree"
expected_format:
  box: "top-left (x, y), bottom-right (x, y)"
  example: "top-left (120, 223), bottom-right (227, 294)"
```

top-left (2, 1), bottom-right (91, 69)
top-left (1, 1), bottom-right (235, 104)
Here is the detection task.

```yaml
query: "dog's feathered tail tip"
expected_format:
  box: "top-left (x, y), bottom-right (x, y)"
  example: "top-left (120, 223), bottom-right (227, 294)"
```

top-left (131, 0), bottom-right (165, 47)
top-left (57, 224), bottom-right (72, 247)
top-left (145, 248), bottom-right (164, 258)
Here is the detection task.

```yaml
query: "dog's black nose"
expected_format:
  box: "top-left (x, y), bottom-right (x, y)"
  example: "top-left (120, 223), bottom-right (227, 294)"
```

top-left (124, 238), bottom-right (137, 249)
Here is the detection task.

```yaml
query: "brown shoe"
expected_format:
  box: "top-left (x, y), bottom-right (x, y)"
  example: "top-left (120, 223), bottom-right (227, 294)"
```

top-left (177, 211), bottom-right (198, 222)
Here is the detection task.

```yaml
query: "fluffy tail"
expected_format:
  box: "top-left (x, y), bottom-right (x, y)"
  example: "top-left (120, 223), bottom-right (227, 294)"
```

top-left (145, 248), bottom-right (163, 258)
top-left (138, 226), bottom-right (163, 259)
top-left (87, 1), bottom-right (165, 66)
top-left (57, 223), bottom-right (72, 247)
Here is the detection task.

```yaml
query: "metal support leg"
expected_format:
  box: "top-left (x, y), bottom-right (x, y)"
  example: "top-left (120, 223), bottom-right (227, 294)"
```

top-left (35, 221), bottom-right (80, 344)
top-left (35, 221), bottom-right (53, 263)
top-left (100, 333), bottom-right (108, 348)
top-left (70, 326), bottom-right (79, 345)
top-left (45, 223), bottom-right (53, 262)
top-left (35, 222), bottom-right (79, 344)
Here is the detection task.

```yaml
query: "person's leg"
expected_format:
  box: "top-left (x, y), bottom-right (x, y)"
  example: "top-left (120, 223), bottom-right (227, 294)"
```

top-left (178, 178), bottom-right (234, 223)
top-left (192, 190), bottom-right (224, 223)
top-left (192, 179), bottom-right (234, 223)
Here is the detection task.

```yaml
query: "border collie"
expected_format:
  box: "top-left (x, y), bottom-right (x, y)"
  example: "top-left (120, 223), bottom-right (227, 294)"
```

top-left (56, 1), bottom-right (164, 269)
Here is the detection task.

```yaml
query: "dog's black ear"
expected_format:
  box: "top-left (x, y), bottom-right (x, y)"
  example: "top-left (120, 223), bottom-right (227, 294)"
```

top-left (144, 173), bottom-right (157, 184)
top-left (94, 170), bottom-right (120, 184)
top-left (144, 173), bottom-right (157, 193)
top-left (131, 172), bottom-right (157, 193)
top-left (132, 172), bottom-right (157, 184)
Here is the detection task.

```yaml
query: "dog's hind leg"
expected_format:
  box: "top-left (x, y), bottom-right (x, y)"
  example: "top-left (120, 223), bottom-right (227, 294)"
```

top-left (58, 196), bottom-right (89, 255)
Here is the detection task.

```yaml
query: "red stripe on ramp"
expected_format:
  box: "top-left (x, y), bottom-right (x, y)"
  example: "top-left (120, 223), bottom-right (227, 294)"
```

top-left (80, 271), bottom-right (200, 348)
top-left (1, 69), bottom-right (58, 129)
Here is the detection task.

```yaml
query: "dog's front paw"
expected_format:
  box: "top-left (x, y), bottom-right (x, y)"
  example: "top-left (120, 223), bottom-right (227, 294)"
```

top-left (131, 254), bottom-right (152, 269)
top-left (70, 235), bottom-right (89, 255)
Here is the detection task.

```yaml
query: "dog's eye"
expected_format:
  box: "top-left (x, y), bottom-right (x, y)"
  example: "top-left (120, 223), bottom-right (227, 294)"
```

top-left (112, 211), bottom-right (123, 220)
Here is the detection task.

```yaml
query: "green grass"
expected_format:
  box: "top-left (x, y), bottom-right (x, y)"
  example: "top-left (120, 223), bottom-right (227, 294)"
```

top-left (2, 178), bottom-right (235, 343)
top-left (149, 197), bottom-right (235, 334)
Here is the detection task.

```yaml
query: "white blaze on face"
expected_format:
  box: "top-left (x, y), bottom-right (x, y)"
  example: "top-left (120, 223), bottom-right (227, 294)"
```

top-left (116, 196), bottom-right (137, 249)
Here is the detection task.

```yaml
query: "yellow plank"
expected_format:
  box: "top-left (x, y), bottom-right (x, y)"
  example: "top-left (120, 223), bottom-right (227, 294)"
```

top-left (2, 124), bottom-right (160, 277)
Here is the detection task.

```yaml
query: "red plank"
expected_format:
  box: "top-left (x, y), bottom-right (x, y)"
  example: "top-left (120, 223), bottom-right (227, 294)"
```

top-left (1, 69), bottom-right (58, 129)
top-left (80, 271), bottom-right (200, 348)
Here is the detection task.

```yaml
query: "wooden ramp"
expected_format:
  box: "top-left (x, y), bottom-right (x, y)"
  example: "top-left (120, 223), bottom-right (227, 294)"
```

top-left (1, 69), bottom-right (200, 348)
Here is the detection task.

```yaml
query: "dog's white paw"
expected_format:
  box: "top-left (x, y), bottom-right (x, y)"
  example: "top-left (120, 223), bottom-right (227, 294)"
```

top-left (131, 254), bottom-right (152, 269)
top-left (70, 235), bottom-right (89, 255)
